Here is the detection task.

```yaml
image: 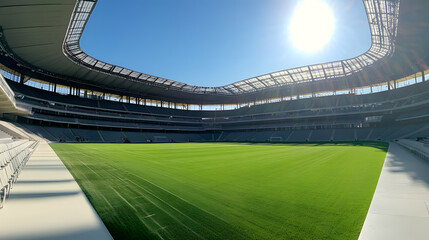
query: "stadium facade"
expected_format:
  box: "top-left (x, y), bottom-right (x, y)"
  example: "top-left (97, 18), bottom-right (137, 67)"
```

top-left (0, 0), bottom-right (428, 143)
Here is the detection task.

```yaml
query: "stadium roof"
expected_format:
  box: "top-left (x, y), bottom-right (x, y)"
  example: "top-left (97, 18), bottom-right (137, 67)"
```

top-left (64, 0), bottom-right (397, 94)
top-left (0, 0), bottom-right (428, 104)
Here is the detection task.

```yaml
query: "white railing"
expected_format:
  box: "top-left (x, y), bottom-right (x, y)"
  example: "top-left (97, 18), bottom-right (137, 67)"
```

top-left (0, 139), bottom-right (38, 208)
top-left (397, 139), bottom-right (429, 162)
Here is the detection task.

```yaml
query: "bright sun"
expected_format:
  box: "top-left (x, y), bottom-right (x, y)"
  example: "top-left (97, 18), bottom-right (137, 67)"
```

top-left (289, 0), bottom-right (335, 52)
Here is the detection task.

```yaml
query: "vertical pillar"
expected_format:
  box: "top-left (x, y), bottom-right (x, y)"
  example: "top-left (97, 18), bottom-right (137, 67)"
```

top-left (422, 71), bottom-right (426, 82)
top-left (19, 74), bottom-right (24, 84)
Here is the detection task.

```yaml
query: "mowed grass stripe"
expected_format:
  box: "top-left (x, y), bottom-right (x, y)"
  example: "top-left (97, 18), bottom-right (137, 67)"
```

top-left (64, 149), bottom-right (241, 240)
top-left (50, 142), bottom-right (388, 240)
top-left (76, 155), bottom-right (174, 240)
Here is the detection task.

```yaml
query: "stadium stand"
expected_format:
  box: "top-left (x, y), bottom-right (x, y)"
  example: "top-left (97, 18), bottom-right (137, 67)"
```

top-left (0, 125), bottom-right (37, 208)
top-left (4, 78), bottom-right (429, 143)
top-left (333, 129), bottom-right (356, 141)
top-left (287, 130), bottom-right (311, 142)
top-left (122, 131), bottom-right (149, 143)
top-left (0, 129), bottom-right (11, 140)
top-left (309, 129), bottom-right (333, 142)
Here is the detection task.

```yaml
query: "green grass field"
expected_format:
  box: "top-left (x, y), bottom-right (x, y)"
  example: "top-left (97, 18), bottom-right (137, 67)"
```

top-left (50, 142), bottom-right (388, 240)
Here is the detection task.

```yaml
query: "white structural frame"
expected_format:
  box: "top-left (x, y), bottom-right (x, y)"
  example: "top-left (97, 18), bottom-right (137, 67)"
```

top-left (63, 0), bottom-right (400, 95)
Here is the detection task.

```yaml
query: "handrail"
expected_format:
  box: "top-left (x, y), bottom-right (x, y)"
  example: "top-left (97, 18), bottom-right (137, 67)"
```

top-left (0, 72), bottom-right (15, 104)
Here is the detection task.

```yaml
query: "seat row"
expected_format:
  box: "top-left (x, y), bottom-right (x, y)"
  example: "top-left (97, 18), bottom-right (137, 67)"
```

top-left (0, 140), bottom-right (31, 153)
top-left (0, 140), bottom-right (38, 208)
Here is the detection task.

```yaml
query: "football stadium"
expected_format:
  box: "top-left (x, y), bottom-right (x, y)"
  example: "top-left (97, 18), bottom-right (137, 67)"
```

top-left (0, 0), bottom-right (428, 239)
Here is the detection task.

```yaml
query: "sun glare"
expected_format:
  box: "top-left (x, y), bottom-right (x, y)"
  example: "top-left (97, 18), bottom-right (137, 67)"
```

top-left (289, 0), bottom-right (335, 52)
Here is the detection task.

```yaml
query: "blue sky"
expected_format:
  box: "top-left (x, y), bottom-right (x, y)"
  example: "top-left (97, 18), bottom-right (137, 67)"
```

top-left (81, 0), bottom-right (371, 87)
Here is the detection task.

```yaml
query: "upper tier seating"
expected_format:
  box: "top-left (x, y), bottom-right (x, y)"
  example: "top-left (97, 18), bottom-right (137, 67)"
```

top-left (9, 79), bottom-right (429, 124)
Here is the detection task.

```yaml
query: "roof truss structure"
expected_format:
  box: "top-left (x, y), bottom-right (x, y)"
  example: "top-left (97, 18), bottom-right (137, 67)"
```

top-left (62, 0), bottom-right (400, 95)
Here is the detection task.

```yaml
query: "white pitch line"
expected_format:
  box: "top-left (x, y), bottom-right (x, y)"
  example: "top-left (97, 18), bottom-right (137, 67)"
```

top-left (106, 167), bottom-right (207, 240)
top-left (123, 168), bottom-right (228, 223)
top-left (74, 156), bottom-right (172, 240)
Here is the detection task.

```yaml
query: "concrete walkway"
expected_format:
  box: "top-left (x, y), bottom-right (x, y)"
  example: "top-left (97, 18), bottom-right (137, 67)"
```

top-left (0, 142), bottom-right (112, 240)
top-left (359, 143), bottom-right (429, 240)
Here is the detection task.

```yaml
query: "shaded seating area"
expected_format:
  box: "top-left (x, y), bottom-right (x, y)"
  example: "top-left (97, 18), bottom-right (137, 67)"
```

top-left (0, 139), bottom-right (37, 208)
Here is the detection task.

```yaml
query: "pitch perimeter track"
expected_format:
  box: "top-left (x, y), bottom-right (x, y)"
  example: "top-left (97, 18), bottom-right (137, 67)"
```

top-left (359, 143), bottom-right (429, 240)
top-left (0, 141), bottom-right (112, 240)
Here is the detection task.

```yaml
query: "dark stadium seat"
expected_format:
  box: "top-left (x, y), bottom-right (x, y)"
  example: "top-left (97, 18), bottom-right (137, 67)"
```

top-left (6, 77), bottom-right (429, 144)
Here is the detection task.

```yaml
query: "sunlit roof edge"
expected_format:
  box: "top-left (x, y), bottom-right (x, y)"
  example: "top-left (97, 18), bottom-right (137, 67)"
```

top-left (62, 0), bottom-right (400, 95)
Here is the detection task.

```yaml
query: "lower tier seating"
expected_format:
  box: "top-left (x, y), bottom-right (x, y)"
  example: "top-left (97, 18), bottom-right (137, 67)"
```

top-left (19, 122), bottom-right (429, 144)
top-left (0, 139), bottom-right (38, 208)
